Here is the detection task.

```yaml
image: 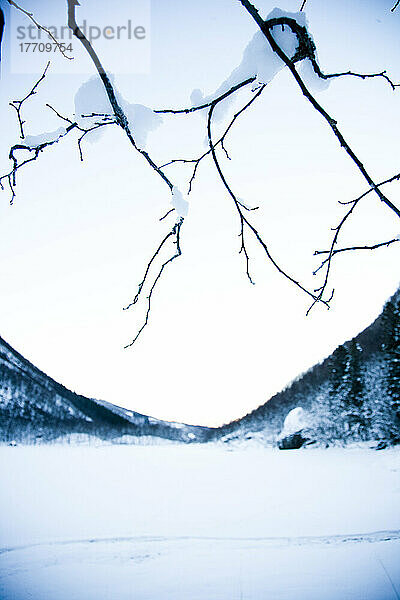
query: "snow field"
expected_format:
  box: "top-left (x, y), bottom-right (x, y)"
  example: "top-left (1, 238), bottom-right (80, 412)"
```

top-left (0, 443), bottom-right (399, 599)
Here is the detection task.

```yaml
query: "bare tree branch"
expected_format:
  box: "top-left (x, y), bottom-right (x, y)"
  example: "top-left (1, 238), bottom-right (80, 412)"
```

top-left (67, 0), bottom-right (173, 192)
top-left (123, 218), bottom-right (184, 348)
top-left (10, 62), bottom-right (50, 139)
top-left (0, 124), bottom-right (80, 204)
top-left (318, 69), bottom-right (399, 91)
top-left (207, 96), bottom-right (330, 308)
top-left (391, 0), bottom-right (400, 11)
top-left (162, 85), bottom-right (266, 195)
top-left (66, 1), bottom-right (190, 348)
top-left (339, 172), bottom-right (400, 206)
top-left (236, 1), bottom-right (400, 312)
top-left (154, 77), bottom-right (256, 115)
top-left (1, 100), bottom-right (116, 202)
top-left (313, 238), bottom-right (399, 274)
top-left (3, 0), bottom-right (399, 345)
top-left (309, 170), bottom-right (400, 300)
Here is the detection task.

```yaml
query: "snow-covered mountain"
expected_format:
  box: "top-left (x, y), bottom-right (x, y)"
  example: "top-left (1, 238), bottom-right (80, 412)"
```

top-left (0, 336), bottom-right (212, 444)
top-left (216, 286), bottom-right (400, 445)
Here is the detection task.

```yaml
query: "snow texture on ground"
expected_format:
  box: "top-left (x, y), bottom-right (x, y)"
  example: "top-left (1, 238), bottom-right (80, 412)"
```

top-left (0, 444), bottom-right (399, 599)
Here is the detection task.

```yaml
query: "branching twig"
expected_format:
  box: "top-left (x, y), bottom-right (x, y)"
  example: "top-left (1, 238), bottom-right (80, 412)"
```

top-left (67, 0), bottom-right (173, 192)
top-left (314, 238), bottom-right (399, 274)
top-left (207, 97), bottom-right (330, 308)
top-left (10, 62), bottom-right (50, 139)
top-left (0, 124), bottom-right (78, 203)
top-left (238, 1), bottom-right (400, 312)
top-left (1, 101), bottom-right (116, 201)
top-left (314, 67), bottom-right (398, 91)
top-left (123, 219), bottom-right (183, 348)
top-left (154, 77), bottom-right (256, 115)
top-left (66, 0), bottom-right (189, 347)
top-left (161, 85), bottom-right (266, 195)
top-left (339, 172), bottom-right (400, 206)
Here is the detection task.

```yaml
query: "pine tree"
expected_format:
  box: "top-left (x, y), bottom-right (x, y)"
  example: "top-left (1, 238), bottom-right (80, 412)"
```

top-left (328, 344), bottom-right (349, 439)
top-left (346, 340), bottom-right (365, 435)
top-left (328, 341), bottom-right (365, 440)
top-left (382, 297), bottom-right (400, 442)
top-left (329, 345), bottom-right (348, 400)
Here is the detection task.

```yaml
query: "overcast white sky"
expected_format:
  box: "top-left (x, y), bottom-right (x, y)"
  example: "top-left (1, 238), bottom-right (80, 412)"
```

top-left (0, 0), bottom-right (399, 426)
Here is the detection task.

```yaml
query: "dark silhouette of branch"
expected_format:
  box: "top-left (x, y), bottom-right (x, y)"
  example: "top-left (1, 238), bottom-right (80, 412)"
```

top-left (0, 124), bottom-right (79, 204)
top-left (310, 170), bottom-right (400, 296)
top-left (2, 0), bottom-right (399, 344)
top-left (318, 69), bottom-right (398, 91)
top-left (162, 85), bottom-right (266, 195)
top-left (66, 1), bottom-right (189, 348)
top-left (7, 0), bottom-right (73, 60)
top-left (1, 99), bottom-right (116, 202)
top-left (313, 238), bottom-right (399, 274)
top-left (123, 218), bottom-right (184, 348)
top-left (207, 97), bottom-right (330, 308)
top-left (159, 209), bottom-right (175, 222)
top-left (237, 0), bottom-right (400, 312)
top-left (9, 62), bottom-right (50, 139)
top-left (154, 77), bottom-right (256, 115)
top-left (339, 172), bottom-right (400, 206)
top-left (67, 0), bottom-right (173, 192)
top-left (46, 104), bottom-right (116, 162)
top-left (391, 0), bottom-right (400, 11)
top-left (238, 4), bottom-right (400, 221)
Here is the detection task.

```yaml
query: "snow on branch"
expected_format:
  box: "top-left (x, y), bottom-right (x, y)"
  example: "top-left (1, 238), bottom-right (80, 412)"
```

top-left (2, 0), bottom-right (400, 345)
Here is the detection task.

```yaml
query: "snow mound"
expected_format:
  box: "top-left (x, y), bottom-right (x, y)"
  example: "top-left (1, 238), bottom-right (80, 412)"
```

top-left (23, 127), bottom-right (68, 148)
top-left (279, 406), bottom-right (311, 438)
top-left (191, 8), bottom-right (329, 121)
top-left (171, 186), bottom-right (189, 218)
top-left (74, 76), bottom-right (163, 149)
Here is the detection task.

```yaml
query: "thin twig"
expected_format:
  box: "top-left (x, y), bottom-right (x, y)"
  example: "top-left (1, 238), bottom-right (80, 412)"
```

top-left (339, 172), bottom-right (400, 206)
top-left (313, 238), bottom-right (399, 274)
top-left (7, 0), bottom-right (73, 60)
top-left (154, 77), bottom-right (256, 115)
top-left (123, 219), bottom-right (184, 348)
top-left (0, 123), bottom-right (78, 204)
top-left (391, 0), bottom-right (400, 12)
top-left (162, 85), bottom-right (266, 195)
top-left (46, 103), bottom-right (74, 125)
top-left (159, 208), bottom-right (175, 222)
top-left (320, 69), bottom-right (398, 91)
top-left (10, 62), bottom-right (50, 139)
top-left (207, 97), bottom-right (330, 308)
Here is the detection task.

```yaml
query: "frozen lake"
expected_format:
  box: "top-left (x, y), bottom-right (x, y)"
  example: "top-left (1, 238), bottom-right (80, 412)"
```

top-left (0, 443), bottom-right (399, 599)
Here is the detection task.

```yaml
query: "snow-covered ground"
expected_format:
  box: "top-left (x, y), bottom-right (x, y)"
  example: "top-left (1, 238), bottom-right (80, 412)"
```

top-left (0, 443), bottom-right (399, 599)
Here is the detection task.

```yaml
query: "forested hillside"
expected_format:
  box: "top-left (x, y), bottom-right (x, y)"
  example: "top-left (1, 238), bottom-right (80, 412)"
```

top-left (0, 336), bottom-right (212, 444)
top-left (217, 287), bottom-right (400, 445)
